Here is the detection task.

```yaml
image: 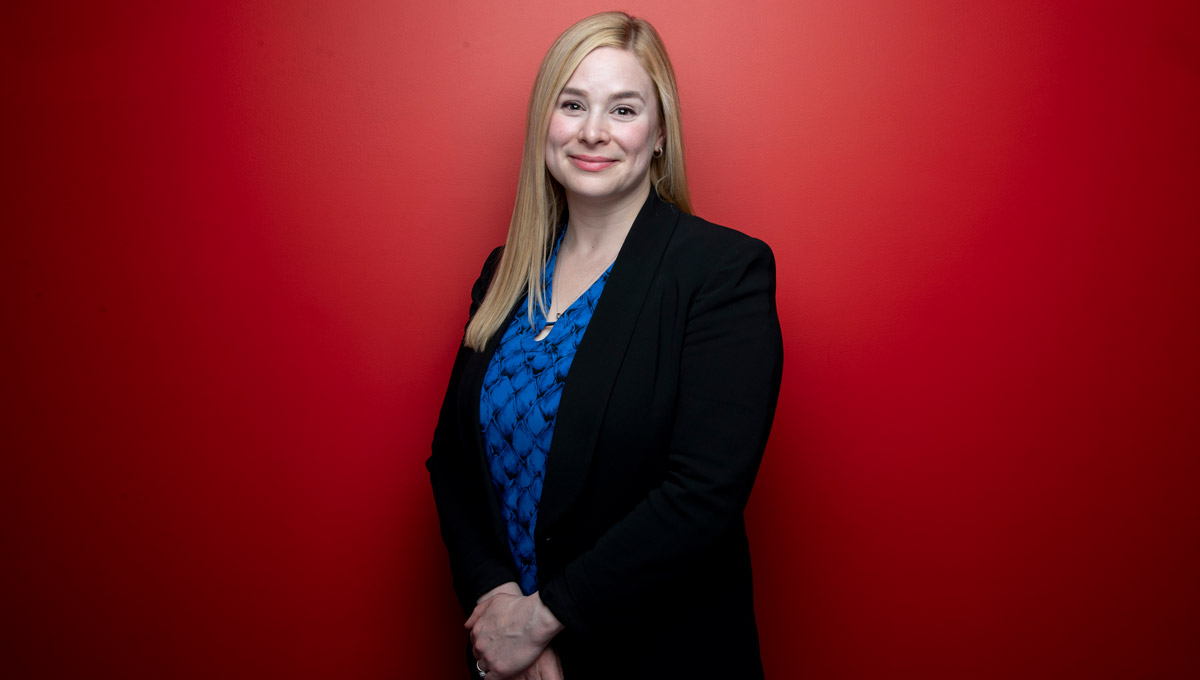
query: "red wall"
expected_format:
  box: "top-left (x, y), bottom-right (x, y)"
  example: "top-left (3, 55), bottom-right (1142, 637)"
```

top-left (6, 1), bottom-right (1198, 677)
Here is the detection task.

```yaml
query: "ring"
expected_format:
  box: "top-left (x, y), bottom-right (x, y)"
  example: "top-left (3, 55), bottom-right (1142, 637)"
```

top-left (476, 659), bottom-right (486, 678)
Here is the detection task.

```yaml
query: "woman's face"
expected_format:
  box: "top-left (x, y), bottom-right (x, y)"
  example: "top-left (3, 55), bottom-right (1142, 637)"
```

top-left (545, 47), bottom-right (664, 208)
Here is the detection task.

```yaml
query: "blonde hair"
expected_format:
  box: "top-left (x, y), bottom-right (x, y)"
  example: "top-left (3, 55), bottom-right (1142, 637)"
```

top-left (463, 11), bottom-right (691, 350)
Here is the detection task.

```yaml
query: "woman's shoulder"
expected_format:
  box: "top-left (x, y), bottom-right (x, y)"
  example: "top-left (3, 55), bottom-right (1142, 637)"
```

top-left (663, 210), bottom-right (776, 275)
top-left (470, 245), bottom-right (506, 306)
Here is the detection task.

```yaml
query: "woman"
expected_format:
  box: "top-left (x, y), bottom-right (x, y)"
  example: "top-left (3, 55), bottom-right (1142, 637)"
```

top-left (427, 12), bottom-right (783, 680)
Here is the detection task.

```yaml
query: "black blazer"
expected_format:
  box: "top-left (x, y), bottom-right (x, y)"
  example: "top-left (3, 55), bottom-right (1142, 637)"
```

top-left (428, 189), bottom-right (783, 679)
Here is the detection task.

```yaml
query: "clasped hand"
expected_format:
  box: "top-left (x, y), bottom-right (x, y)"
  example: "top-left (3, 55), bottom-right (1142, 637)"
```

top-left (467, 583), bottom-right (565, 679)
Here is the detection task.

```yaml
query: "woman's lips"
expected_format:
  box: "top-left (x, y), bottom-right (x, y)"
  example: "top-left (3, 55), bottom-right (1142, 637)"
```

top-left (569, 155), bottom-right (617, 171)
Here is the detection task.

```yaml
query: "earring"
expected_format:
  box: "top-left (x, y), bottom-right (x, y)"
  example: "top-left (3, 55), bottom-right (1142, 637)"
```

top-left (653, 147), bottom-right (663, 158)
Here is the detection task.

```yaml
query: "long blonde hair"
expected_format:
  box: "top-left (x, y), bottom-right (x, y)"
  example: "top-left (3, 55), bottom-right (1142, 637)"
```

top-left (463, 11), bottom-right (691, 350)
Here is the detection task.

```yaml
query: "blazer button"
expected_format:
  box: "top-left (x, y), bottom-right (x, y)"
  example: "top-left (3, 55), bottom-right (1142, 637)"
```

top-left (543, 535), bottom-right (552, 543)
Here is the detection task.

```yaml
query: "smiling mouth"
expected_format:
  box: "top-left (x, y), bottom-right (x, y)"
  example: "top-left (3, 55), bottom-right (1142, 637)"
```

top-left (569, 155), bottom-right (617, 172)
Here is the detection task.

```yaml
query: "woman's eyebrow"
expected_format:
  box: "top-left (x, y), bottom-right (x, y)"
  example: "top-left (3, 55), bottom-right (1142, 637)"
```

top-left (560, 87), bottom-right (646, 102)
top-left (609, 90), bottom-right (646, 102)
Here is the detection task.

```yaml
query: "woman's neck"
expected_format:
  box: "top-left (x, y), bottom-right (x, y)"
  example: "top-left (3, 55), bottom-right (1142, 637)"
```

top-left (561, 186), bottom-right (647, 257)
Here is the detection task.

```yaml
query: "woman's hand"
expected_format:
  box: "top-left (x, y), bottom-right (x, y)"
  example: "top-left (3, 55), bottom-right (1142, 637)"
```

top-left (477, 581), bottom-right (523, 604)
top-left (467, 590), bottom-right (564, 679)
top-left (512, 646), bottom-right (564, 680)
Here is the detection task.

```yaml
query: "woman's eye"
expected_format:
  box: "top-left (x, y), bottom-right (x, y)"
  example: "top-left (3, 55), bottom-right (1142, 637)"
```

top-left (560, 101), bottom-right (583, 111)
top-left (614, 106), bottom-right (636, 116)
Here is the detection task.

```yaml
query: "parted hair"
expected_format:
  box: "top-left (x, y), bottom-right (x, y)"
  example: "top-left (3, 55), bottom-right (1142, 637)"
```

top-left (463, 11), bottom-right (691, 350)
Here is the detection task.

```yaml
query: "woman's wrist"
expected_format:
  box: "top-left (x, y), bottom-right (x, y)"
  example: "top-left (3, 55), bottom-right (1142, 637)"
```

top-left (528, 591), bottom-right (565, 642)
top-left (477, 581), bottom-right (522, 605)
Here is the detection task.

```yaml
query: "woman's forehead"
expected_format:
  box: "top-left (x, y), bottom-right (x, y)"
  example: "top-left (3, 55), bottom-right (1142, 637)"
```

top-left (560, 47), bottom-right (655, 99)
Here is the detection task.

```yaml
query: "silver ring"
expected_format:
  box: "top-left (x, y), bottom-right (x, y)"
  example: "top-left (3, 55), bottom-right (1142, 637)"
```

top-left (476, 659), bottom-right (486, 678)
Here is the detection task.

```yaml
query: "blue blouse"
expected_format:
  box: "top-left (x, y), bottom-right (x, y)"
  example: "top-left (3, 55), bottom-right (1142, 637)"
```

top-left (478, 234), bottom-right (612, 595)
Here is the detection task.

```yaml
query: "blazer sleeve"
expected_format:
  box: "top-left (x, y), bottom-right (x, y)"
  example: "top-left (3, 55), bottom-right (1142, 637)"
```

top-left (426, 246), bottom-right (520, 614)
top-left (538, 237), bottom-right (784, 634)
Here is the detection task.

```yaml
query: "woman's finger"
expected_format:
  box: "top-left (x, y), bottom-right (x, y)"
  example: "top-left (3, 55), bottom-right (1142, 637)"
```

top-left (542, 649), bottom-right (564, 680)
top-left (465, 601), bottom-right (486, 628)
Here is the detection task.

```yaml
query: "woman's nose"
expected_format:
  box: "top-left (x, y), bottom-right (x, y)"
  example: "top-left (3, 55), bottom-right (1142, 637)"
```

top-left (579, 112), bottom-right (609, 144)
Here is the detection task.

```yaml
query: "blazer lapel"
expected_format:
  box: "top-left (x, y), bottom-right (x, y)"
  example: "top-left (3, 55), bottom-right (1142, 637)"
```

top-left (537, 190), bottom-right (680, 537)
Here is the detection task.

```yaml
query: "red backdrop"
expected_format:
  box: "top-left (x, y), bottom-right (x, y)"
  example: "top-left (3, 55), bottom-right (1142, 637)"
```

top-left (5, 1), bottom-right (1198, 677)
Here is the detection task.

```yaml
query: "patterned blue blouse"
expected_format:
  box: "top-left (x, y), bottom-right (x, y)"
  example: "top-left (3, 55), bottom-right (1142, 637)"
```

top-left (479, 233), bottom-right (612, 595)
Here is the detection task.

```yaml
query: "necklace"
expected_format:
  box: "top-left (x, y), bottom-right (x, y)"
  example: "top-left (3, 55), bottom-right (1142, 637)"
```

top-left (547, 259), bottom-right (614, 326)
top-left (544, 251), bottom-right (617, 327)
